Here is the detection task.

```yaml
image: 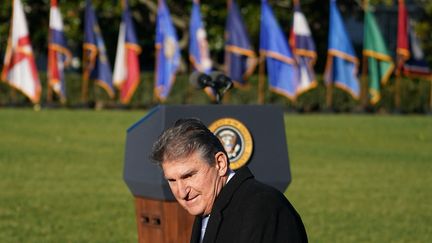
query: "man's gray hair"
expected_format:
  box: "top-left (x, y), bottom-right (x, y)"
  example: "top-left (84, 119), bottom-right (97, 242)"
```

top-left (150, 118), bottom-right (227, 166)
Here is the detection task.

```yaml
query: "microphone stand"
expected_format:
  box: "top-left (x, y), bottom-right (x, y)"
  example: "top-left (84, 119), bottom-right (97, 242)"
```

top-left (212, 81), bottom-right (232, 104)
top-left (214, 91), bottom-right (222, 104)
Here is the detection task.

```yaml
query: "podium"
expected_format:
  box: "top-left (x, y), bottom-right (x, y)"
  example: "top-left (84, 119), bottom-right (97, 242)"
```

top-left (123, 105), bottom-right (292, 243)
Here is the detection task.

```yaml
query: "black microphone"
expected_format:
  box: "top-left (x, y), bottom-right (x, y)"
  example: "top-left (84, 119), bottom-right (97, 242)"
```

top-left (210, 71), bottom-right (233, 91)
top-left (189, 71), bottom-right (214, 89)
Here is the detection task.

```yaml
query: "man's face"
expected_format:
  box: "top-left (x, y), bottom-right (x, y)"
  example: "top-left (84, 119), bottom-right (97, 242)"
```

top-left (161, 151), bottom-right (228, 216)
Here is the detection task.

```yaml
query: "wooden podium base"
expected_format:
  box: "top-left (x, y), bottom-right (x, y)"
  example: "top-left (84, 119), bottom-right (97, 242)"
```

top-left (134, 197), bottom-right (195, 243)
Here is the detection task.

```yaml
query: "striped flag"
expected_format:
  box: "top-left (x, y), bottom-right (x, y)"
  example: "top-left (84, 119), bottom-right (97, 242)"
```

top-left (397, 0), bottom-right (431, 77)
top-left (189, 0), bottom-right (212, 74)
top-left (1, 0), bottom-right (41, 104)
top-left (260, 0), bottom-right (298, 100)
top-left (83, 0), bottom-right (114, 98)
top-left (403, 23), bottom-right (432, 77)
top-left (48, 0), bottom-right (72, 102)
top-left (324, 0), bottom-right (360, 99)
top-left (154, 0), bottom-right (180, 101)
top-left (290, 0), bottom-right (317, 96)
top-left (113, 0), bottom-right (142, 104)
top-left (225, 0), bottom-right (257, 87)
top-left (363, 4), bottom-right (394, 104)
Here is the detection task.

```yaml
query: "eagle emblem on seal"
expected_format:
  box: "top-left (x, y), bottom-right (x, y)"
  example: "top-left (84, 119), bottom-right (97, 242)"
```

top-left (209, 118), bottom-right (253, 170)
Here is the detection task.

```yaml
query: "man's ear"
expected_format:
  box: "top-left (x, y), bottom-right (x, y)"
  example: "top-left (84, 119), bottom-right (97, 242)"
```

top-left (214, 151), bottom-right (229, 176)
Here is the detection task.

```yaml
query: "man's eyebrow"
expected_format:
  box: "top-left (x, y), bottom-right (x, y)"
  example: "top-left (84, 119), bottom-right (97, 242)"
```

top-left (180, 169), bottom-right (197, 179)
top-left (164, 169), bottom-right (197, 181)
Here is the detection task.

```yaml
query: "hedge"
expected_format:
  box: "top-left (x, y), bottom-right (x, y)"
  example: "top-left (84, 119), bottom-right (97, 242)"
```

top-left (0, 71), bottom-right (431, 113)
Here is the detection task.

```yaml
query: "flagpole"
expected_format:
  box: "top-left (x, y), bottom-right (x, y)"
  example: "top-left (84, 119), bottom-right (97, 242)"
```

top-left (429, 79), bottom-right (432, 112)
top-left (223, 0), bottom-right (232, 89)
top-left (119, 0), bottom-right (125, 106)
top-left (10, 0), bottom-right (17, 104)
top-left (153, 0), bottom-right (160, 104)
top-left (324, 55), bottom-right (333, 109)
top-left (324, 54), bottom-right (333, 110)
top-left (362, 0), bottom-right (369, 109)
top-left (81, 48), bottom-right (89, 103)
top-left (47, 75), bottom-right (53, 104)
top-left (395, 47), bottom-right (403, 111)
top-left (258, 52), bottom-right (265, 104)
top-left (395, 70), bottom-right (402, 111)
top-left (47, 1), bottom-right (53, 104)
top-left (361, 55), bottom-right (368, 108)
top-left (225, 0), bottom-right (232, 104)
top-left (153, 47), bottom-right (160, 104)
top-left (325, 83), bottom-right (333, 109)
top-left (223, 49), bottom-right (232, 104)
top-left (395, 50), bottom-right (403, 112)
top-left (225, 0), bottom-right (231, 75)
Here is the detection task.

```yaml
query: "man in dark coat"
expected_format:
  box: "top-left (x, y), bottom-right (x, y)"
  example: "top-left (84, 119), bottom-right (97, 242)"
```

top-left (151, 118), bottom-right (307, 243)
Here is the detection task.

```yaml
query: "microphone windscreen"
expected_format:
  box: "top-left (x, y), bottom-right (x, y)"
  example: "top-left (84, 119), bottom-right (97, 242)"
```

top-left (209, 71), bottom-right (224, 83)
top-left (210, 71), bottom-right (232, 88)
top-left (189, 71), bottom-right (210, 89)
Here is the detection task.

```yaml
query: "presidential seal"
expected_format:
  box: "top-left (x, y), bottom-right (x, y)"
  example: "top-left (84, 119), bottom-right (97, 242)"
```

top-left (208, 118), bottom-right (253, 170)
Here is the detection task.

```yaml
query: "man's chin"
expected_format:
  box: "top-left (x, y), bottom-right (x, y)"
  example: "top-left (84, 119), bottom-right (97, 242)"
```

top-left (186, 208), bottom-right (202, 216)
top-left (182, 205), bottom-right (203, 216)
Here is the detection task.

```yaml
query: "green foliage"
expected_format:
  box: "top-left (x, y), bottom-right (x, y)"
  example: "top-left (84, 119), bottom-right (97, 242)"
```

top-left (0, 110), bottom-right (431, 242)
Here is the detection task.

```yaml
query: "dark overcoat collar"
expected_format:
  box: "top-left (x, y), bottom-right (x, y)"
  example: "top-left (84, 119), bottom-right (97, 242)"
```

top-left (190, 167), bottom-right (254, 243)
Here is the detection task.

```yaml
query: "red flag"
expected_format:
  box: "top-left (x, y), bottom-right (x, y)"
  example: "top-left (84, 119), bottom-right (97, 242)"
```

top-left (1, 0), bottom-right (41, 104)
top-left (396, 0), bottom-right (409, 70)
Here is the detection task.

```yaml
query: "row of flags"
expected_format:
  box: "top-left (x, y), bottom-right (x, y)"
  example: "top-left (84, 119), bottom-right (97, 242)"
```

top-left (325, 0), bottom-right (431, 105)
top-left (1, 0), bottom-right (431, 106)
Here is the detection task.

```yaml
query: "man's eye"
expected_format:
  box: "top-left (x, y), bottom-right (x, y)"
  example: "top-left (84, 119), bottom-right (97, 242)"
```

top-left (184, 173), bottom-right (195, 179)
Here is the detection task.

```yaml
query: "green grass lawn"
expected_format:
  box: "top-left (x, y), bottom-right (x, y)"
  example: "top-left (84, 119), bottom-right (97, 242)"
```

top-left (0, 109), bottom-right (431, 242)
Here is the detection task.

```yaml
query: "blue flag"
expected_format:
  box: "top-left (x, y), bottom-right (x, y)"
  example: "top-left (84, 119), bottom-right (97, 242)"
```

top-left (225, 0), bottom-right (257, 87)
top-left (189, 0), bottom-right (212, 74)
top-left (83, 0), bottom-right (114, 98)
top-left (260, 0), bottom-right (298, 100)
top-left (324, 0), bottom-right (360, 99)
top-left (154, 0), bottom-right (180, 101)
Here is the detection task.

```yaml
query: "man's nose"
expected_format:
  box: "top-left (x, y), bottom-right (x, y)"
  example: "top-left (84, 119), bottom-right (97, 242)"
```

top-left (177, 180), bottom-right (190, 199)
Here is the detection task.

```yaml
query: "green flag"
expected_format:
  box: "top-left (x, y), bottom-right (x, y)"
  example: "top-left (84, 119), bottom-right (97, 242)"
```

top-left (363, 8), bottom-right (394, 104)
